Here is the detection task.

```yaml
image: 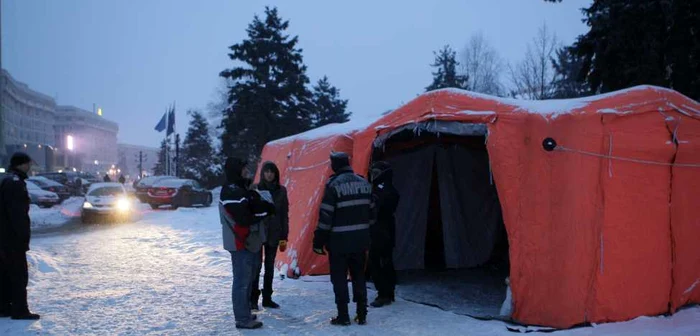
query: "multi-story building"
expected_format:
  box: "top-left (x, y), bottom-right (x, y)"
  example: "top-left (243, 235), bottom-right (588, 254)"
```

top-left (1, 69), bottom-right (57, 172)
top-left (117, 143), bottom-right (159, 180)
top-left (54, 105), bottom-right (119, 174)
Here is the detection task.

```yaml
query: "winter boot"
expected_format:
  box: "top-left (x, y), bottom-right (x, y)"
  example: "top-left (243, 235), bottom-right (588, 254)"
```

top-left (235, 320), bottom-right (263, 329)
top-left (262, 295), bottom-right (280, 309)
top-left (354, 303), bottom-right (367, 325)
top-left (11, 312), bottom-right (40, 320)
top-left (0, 305), bottom-right (11, 318)
top-left (370, 296), bottom-right (392, 308)
top-left (330, 304), bottom-right (351, 326)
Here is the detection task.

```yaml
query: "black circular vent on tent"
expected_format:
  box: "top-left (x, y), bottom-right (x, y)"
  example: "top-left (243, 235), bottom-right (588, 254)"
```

top-left (542, 137), bottom-right (557, 152)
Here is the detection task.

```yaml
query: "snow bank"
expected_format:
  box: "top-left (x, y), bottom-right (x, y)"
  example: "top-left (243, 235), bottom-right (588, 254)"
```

top-left (29, 197), bottom-right (83, 231)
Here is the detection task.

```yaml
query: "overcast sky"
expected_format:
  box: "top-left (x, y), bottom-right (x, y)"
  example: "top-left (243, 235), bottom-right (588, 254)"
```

top-left (2, 0), bottom-right (592, 148)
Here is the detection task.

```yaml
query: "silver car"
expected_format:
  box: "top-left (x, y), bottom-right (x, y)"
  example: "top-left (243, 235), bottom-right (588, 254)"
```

top-left (26, 180), bottom-right (60, 208)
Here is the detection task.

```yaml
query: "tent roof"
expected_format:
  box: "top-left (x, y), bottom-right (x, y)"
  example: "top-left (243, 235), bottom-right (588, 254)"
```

top-left (269, 85), bottom-right (700, 146)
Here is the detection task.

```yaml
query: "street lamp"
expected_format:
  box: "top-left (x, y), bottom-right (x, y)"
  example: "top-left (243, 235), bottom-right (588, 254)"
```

top-left (66, 135), bottom-right (74, 151)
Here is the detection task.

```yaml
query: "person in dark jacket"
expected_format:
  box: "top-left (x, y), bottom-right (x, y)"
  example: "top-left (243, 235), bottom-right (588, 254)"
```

top-left (103, 174), bottom-right (111, 182)
top-left (0, 152), bottom-right (40, 320)
top-left (219, 157), bottom-right (275, 329)
top-left (250, 161), bottom-right (289, 310)
top-left (368, 161), bottom-right (400, 308)
top-left (118, 175), bottom-right (126, 184)
top-left (313, 152), bottom-right (372, 326)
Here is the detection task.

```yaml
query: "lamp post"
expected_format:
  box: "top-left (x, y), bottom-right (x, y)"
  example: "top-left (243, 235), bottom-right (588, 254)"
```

top-left (65, 135), bottom-right (74, 170)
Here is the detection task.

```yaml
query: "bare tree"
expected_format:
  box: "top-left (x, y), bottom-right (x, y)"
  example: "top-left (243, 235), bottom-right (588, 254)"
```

top-left (460, 32), bottom-right (505, 96)
top-left (509, 23), bottom-right (559, 99)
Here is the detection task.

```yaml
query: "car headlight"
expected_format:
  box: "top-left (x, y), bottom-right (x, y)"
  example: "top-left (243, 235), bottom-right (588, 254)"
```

top-left (83, 201), bottom-right (93, 209)
top-left (116, 198), bottom-right (130, 212)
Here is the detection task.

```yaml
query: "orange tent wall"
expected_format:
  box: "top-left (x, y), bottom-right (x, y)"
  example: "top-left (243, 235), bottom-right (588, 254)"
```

top-left (256, 86), bottom-right (700, 328)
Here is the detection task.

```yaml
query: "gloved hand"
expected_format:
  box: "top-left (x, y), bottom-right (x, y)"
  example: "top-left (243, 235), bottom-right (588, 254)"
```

top-left (279, 240), bottom-right (287, 252)
top-left (313, 246), bottom-right (326, 255)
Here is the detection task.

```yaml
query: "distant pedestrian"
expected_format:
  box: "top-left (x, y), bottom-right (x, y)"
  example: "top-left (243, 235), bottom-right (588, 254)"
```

top-left (118, 175), bottom-right (126, 184)
top-left (219, 157), bottom-right (275, 329)
top-left (313, 152), bottom-right (372, 326)
top-left (74, 177), bottom-right (83, 196)
top-left (103, 174), bottom-right (111, 182)
top-left (0, 152), bottom-right (41, 320)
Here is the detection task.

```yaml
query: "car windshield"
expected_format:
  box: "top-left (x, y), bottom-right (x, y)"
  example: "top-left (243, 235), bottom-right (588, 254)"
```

top-left (88, 187), bottom-right (124, 197)
top-left (25, 181), bottom-right (42, 190)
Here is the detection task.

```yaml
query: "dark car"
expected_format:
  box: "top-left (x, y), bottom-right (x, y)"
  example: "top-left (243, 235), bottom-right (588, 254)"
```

top-left (147, 178), bottom-right (213, 210)
top-left (37, 171), bottom-right (81, 195)
top-left (27, 176), bottom-right (71, 202)
top-left (134, 175), bottom-right (176, 203)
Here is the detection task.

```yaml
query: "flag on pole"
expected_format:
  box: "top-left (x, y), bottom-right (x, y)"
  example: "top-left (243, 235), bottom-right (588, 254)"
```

top-left (167, 105), bottom-right (175, 136)
top-left (154, 111), bottom-right (167, 132)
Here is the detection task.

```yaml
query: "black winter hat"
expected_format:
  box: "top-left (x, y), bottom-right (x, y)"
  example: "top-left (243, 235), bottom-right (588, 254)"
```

top-left (330, 152), bottom-right (350, 173)
top-left (10, 152), bottom-right (33, 168)
top-left (224, 157), bottom-right (247, 183)
top-left (370, 161), bottom-right (392, 183)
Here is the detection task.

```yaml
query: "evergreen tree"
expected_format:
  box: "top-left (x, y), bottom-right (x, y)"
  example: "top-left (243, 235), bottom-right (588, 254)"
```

top-left (181, 110), bottom-right (218, 187)
top-left (312, 76), bottom-right (351, 128)
top-left (551, 47), bottom-right (590, 98)
top-left (153, 138), bottom-right (170, 176)
top-left (426, 45), bottom-right (469, 92)
top-left (571, 0), bottom-right (700, 100)
top-left (219, 7), bottom-right (313, 161)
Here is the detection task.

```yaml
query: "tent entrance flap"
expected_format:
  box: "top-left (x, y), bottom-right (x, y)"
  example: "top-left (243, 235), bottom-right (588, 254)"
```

top-left (371, 126), bottom-right (509, 318)
top-left (372, 128), bottom-right (507, 272)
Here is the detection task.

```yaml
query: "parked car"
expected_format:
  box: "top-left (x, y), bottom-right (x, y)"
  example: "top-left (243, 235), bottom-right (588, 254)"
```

top-left (27, 176), bottom-right (71, 202)
top-left (147, 179), bottom-right (213, 210)
top-left (38, 172), bottom-right (81, 195)
top-left (134, 176), bottom-right (176, 203)
top-left (26, 180), bottom-right (61, 208)
top-left (81, 182), bottom-right (134, 223)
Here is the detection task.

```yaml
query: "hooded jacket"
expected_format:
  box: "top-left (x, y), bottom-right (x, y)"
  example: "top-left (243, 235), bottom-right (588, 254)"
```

top-left (219, 158), bottom-right (274, 252)
top-left (256, 161), bottom-right (289, 244)
top-left (313, 152), bottom-right (372, 254)
top-left (0, 167), bottom-right (31, 251)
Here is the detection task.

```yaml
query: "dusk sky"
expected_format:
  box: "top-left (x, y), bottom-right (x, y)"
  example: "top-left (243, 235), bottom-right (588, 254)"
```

top-left (3, 0), bottom-right (591, 148)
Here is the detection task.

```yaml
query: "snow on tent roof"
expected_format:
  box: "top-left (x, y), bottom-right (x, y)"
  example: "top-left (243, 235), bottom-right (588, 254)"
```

top-left (437, 85), bottom-right (692, 117)
top-left (268, 112), bottom-right (384, 145)
top-left (269, 85), bottom-right (699, 145)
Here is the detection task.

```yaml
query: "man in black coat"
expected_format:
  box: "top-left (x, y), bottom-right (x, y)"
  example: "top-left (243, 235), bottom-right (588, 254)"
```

top-left (250, 161), bottom-right (289, 310)
top-left (313, 152), bottom-right (372, 326)
top-left (0, 152), bottom-right (40, 320)
top-left (368, 161), bottom-right (400, 308)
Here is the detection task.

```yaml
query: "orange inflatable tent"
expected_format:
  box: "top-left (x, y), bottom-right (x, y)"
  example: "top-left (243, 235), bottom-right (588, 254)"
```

top-left (258, 85), bottom-right (700, 328)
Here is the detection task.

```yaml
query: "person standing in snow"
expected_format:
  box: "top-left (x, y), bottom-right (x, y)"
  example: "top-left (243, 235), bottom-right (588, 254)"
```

top-left (219, 157), bottom-right (275, 329)
top-left (118, 175), bottom-right (126, 185)
top-left (368, 161), bottom-right (400, 308)
top-left (103, 174), bottom-right (111, 182)
top-left (0, 152), bottom-right (41, 320)
top-left (313, 152), bottom-right (372, 326)
top-left (250, 161), bottom-right (289, 310)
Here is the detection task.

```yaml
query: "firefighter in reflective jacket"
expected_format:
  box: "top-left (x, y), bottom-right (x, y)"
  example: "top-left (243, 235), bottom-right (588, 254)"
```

top-left (313, 152), bottom-right (373, 326)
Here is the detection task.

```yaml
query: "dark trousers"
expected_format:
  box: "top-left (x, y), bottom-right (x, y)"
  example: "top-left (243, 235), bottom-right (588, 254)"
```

top-left (369, 247), bottom-right (396, 299)
top-left (0, 250), bottom-right (29, 315)
top-left (251, 243), bottom-right (278, 301)
top-left (329, 251), bottom-right (367, 311)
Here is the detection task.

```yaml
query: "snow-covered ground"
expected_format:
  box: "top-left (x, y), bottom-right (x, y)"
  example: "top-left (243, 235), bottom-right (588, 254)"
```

top-left (1, 205), bottom-right (698, 335)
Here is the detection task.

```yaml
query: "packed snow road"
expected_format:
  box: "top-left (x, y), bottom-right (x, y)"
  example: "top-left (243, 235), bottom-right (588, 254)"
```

top-left (1, 204), bottom-right (699, 335)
